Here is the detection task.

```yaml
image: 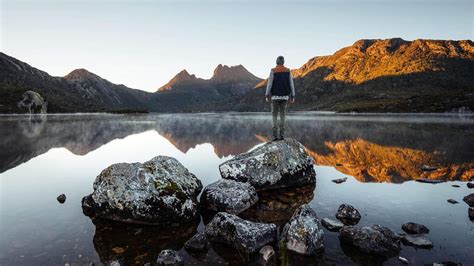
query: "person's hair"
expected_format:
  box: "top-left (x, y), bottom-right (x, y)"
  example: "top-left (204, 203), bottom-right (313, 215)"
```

top-left (276, 56), bottom-right (285, 65)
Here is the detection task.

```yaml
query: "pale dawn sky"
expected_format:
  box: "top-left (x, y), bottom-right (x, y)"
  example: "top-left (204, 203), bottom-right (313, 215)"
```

top-left (1, 0), bottom-right (473, 92)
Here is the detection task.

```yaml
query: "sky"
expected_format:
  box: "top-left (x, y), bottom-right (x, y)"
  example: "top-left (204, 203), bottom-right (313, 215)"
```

top-left (1, 0), bottom-right (473, 92)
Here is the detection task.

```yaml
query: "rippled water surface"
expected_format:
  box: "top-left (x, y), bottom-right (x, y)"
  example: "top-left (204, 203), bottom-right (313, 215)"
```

top-left (1, 112), bottom-right (473, 265)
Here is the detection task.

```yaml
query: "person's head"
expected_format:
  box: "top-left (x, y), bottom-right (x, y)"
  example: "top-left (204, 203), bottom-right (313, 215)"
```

top-left (276, 56), bottom-right (285, 65)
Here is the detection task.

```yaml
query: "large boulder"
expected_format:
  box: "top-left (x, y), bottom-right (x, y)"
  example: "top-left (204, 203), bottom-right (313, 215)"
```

top-left (219, 138), bottom-right (316, 190)
top-left (200, 179), bottom-right (258, 214)
top-left (279, 204), bottom-right (325, 255)
top-left (205, 212), bottom-right (277, 254)
top-left (336, 204), bottom-right (361, 225)
top-left (81, 156), bottom-right (203, 225)
top-left (339, 225), bottom-right (401, 257)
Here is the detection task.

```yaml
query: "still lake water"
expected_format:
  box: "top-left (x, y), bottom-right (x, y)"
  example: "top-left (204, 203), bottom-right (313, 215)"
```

top-left (0, 112), bottom-right (473, 265)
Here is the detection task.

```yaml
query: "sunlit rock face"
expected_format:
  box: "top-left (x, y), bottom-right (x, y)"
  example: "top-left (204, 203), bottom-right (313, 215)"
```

top-left (219, 138), bottom-right (316, 190)
top-left (89, 218), bottom-right (197, 265)
top-left (82, 156), bottom-right (203, 225)
top-left (305, 139), bottom-right (474, 183)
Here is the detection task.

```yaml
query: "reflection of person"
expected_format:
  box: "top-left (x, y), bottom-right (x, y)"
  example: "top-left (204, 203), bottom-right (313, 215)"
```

top-left (265, 56), bottom-right (295, 141)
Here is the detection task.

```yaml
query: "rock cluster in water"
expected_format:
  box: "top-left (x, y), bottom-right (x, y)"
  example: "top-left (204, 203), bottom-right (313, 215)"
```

top-left (81, 156), bottom-right (203, 225)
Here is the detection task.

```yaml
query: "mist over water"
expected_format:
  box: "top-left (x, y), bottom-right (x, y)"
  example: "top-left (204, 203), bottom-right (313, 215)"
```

top-left (1, 112), bottom-right (473, 265)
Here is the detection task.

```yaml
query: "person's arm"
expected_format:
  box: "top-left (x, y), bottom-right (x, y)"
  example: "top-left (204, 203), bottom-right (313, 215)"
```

top-left (265, 70), bottom-right (274, 101)
top-left (289, 72), bottom-right (295, 103)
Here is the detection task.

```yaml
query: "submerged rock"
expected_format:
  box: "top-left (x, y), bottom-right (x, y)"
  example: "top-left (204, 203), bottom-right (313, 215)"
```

top-left (463, 193), bottom-right (474, 207)
top-left (339, 225), bottom-right (401, 257)
top-left (205, 212), bottom-right (277, 254)
top-left (156, 249), bottom-right (183, 266)
top-left (321, 218), bottom-right (344, 232)
top-left (184, 232), bottom-right (209, 253)
top-left (401, 234), bottom-right (433, 249)
top-left (200, 179), bottom-right (258, 214)
top-left (447, 199), bottom-right (458, 204)
top-left (279, 204), bottom-right (325, 255)
top-left (336, 204), bottom-right (361, 225)
top-left (332, 177), bottom-right (348, 184)
top-left (219, 138), bottom-right (315, 190)
top-left (240, 184), bottom-right (315, 226)
top-left (401, 222), bottom-right (430, 234)
top-left (81, 156), bottom-right (203, 225)
top-left (57, 194), bottom-right (66, 204)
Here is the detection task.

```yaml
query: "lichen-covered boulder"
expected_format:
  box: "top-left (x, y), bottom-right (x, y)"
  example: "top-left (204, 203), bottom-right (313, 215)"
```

top-left (200, 179), bottom-right (258, 214)
top-left (279, 204), bottom-right (324, 255)
top-left (339, 225), bottom-right (401, 257)
top-left (81, 156), bottom-right (203, 225)
top-left (336, 204), bottom-right (361, 225)
top-left (219, 138), bottom-right (315, 190)
top-left (205, 212), bottom-right (277, 254)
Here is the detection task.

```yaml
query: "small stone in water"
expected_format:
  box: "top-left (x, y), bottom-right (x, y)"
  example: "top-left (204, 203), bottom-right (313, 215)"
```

top-left (57, 194), bottom-right (66, 204)
top-left (447, 199), bottom-right (458, 204)
top-left (415, 178), bottom-right (443, 184)
top-left (321, 218), bottom-right (344, 231)
top-left (463, 193), bottom-right (474, 207)
top-left (468, 207), bottom-right (474, 221)
top-left (112, 247), bottom-right (125, 254)
top-left (332, 177), bottom-right (348, 184)
top-left (398, 256), bottom-right (409, 264)
top-left (451, 184), bottom-right (460, 188)
top-left (401, 222), bottom-right (429, 234)
top-left (467, 182), bottom-right (474, 189)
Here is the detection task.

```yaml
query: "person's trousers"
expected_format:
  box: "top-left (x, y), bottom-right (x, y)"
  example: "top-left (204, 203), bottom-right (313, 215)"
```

top-left (271, 99), bottom-right (288, 139)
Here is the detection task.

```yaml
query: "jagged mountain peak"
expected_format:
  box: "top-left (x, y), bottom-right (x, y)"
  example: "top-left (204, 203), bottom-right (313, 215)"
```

top-left (210, 64), bottom-right (260, 83)
top-left (64, 68), bottom-right (102, 81)
top-left (157, 69), bottom-right (201, 92)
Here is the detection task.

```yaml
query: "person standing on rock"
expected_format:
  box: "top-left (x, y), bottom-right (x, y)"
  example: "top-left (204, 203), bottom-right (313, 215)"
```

top-left (265, 56), bottom-right (295, 141)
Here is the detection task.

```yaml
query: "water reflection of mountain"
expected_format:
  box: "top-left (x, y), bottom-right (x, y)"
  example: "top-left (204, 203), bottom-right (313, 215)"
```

top-left (1, 114), bottom-right (473, 183)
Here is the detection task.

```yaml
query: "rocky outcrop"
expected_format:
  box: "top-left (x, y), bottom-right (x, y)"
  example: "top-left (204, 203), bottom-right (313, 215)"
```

top-left (401, 222), bottom-right (430, 234)
top-left (279, 204), bottom-right (325, 255)
top-left (401, 234), bottom-right (433, 249)
top-left (463, 193), bottom-right (474, 207)
top-left (17, 90), bottom-right (47, 114)
top-left (156, 249), bottom-right (183, 266)
top-left (81, 156), bottom-right (203, 225)
top-left (205, 212), bottom-right (277, 254)
top-left (336, 204), bottom-right (361, 225)
top-left (339, 225), bottom-right (401, 257)
top-left (200, 179), bottom-right (258, 214)
top-left (219, 138), bottom-right (316, 190)
top-left (321, 218), bottom-right (344, 231)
